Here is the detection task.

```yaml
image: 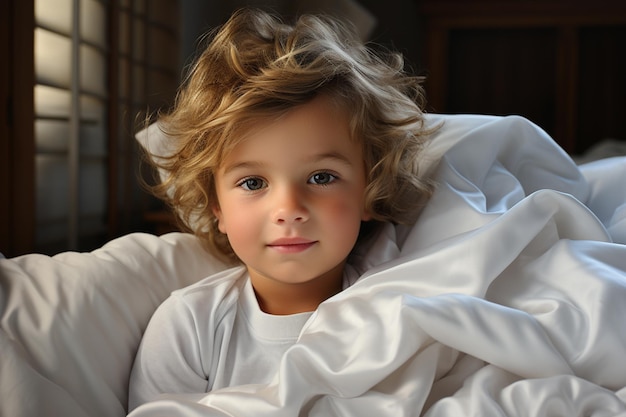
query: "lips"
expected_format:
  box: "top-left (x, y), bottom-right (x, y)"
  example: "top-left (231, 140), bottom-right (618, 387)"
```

top-left (267, 237), bottom-right (317, 253)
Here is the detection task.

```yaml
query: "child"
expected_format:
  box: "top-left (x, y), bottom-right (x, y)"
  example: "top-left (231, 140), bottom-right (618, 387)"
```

top-left (128, 7), bottom-right (433, 411)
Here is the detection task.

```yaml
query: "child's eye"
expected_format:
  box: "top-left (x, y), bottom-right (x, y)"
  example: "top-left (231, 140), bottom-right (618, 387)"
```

top-left (237, 177), bottom-right (266, 191)
top-left (309, 172), bottom-right (337, 185)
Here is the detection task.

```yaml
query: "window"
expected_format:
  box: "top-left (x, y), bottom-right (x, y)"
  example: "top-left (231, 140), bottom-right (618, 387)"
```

top-left (34, 0), bottom-right (109, 253)
top-left (1, 0), bottom-right (180, 256)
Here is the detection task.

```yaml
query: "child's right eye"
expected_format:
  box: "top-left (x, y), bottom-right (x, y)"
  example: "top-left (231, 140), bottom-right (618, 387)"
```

top-left (237, 177), bottom-right (266, 191)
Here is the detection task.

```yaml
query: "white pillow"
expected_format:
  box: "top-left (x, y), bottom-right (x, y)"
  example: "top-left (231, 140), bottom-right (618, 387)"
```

top-left (0, 232), bottom-right (227, 417)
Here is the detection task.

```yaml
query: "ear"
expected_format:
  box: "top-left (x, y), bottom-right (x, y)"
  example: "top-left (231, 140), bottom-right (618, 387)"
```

top-left (361, 208), bottom-right (373, 222)
top-left (212, 206), bottom-right (227, 234)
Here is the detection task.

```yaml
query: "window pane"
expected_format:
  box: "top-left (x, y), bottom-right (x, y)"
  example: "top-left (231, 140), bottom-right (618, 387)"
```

top-left (116, 154), bottom-right (128, 204)
top-left (35, 85), bottom-right (71, 118)
top-left (35, 28), bottom-right (72, 88)
top-left (78, 216), bottom-right (107, 239)
top-left (36, 221), bottom-right (69, 252)
top-left (80, 124), bottom-right (107, 157)
top-left (79, 160), bottom-right (107, 215)
top-left (36, 119), bottom-right (70, 152)
top-left (35, 0), bottom-right (72, 35)
top-left (80, 94), bottom-right (105, 123)
top-left (80, 0), bottom-right (107, 47)
top-left (36, 154), bottom-right (70, 222)
top-left (80, 43), bottom-right (107, 95)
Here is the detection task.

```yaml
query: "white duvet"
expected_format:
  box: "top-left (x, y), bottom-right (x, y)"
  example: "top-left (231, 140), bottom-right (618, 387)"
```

top-left (1, 114), bottom-right (625, 417)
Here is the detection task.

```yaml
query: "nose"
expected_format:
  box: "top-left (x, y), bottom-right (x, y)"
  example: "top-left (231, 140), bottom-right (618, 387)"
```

top-left (272, 185), bottom-right (309, 225)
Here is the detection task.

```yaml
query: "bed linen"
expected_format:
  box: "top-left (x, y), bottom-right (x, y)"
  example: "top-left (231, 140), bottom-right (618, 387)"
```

top-left (1, 114), bottom-right (625, 417)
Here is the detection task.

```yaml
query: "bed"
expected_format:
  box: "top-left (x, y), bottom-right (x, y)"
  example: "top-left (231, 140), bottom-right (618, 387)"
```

top-left (1, 113), bottom-right (625, 416)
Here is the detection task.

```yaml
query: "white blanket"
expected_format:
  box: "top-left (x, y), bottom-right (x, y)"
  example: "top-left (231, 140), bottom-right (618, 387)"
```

top-left (1, 114), bottom-right (625, 417)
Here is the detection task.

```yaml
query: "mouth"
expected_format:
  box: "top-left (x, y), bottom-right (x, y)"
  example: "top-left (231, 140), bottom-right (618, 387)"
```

top-left (267, 238), bottom-right (317, 254)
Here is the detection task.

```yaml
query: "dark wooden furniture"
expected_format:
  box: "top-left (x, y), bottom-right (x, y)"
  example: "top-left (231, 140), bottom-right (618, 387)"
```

top-left (416, 0), bottom-right (626, 154)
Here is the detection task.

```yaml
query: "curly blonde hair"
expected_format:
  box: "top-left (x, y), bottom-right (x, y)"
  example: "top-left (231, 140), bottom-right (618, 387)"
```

top-left (148, 8), bottom-right (434, 263)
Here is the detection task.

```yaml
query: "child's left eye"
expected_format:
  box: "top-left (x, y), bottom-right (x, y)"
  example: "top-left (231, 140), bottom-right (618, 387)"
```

top-left (309, 172), bottom-right (337, 185)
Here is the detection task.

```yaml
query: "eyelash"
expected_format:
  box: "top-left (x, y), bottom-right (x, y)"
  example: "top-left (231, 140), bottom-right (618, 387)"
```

top-left (236, 177), bottom-right (266, 192)
top-left (308, 172), bottom-right (337, 186)
top-left (235, 172), bottom-right (339, 192)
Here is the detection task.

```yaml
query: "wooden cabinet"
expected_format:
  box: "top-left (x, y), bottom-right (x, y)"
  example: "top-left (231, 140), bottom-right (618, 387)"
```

top-left (416, 0), bottom-right (626, 154)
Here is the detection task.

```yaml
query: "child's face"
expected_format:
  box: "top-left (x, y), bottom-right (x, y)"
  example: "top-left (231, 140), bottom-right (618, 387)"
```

top-left (213, 94), bottom-right (371, 290)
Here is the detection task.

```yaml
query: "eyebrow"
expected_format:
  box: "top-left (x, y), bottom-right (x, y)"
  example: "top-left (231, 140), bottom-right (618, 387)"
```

top-left (311, 151), bottom-right (355, 167)
top-left (221, 161), bottom-right (266, 176)
top-left (221, 151), bottom-right (354, 176)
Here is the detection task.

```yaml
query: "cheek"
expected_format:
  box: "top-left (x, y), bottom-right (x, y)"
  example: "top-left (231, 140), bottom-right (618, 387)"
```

top-left (218, 204), bottom-right (261, 248)
top-left (320, 196), bottom-right (365, 234)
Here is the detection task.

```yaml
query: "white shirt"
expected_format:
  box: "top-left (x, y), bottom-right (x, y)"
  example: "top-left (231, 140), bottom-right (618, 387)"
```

top-left (128, 264), bottom-right (359, 411)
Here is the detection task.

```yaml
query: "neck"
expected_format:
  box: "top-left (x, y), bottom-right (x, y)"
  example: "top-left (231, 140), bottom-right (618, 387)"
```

top-left (249, 264), bottom-right (345, 315)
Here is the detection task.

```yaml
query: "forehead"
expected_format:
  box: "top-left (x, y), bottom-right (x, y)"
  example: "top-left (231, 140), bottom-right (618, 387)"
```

top-left (220, 94), bottom-right (360, 167)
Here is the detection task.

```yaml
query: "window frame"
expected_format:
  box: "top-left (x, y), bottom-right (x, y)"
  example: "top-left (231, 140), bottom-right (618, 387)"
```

top-left (1, 0), bottom-right (181, 257)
